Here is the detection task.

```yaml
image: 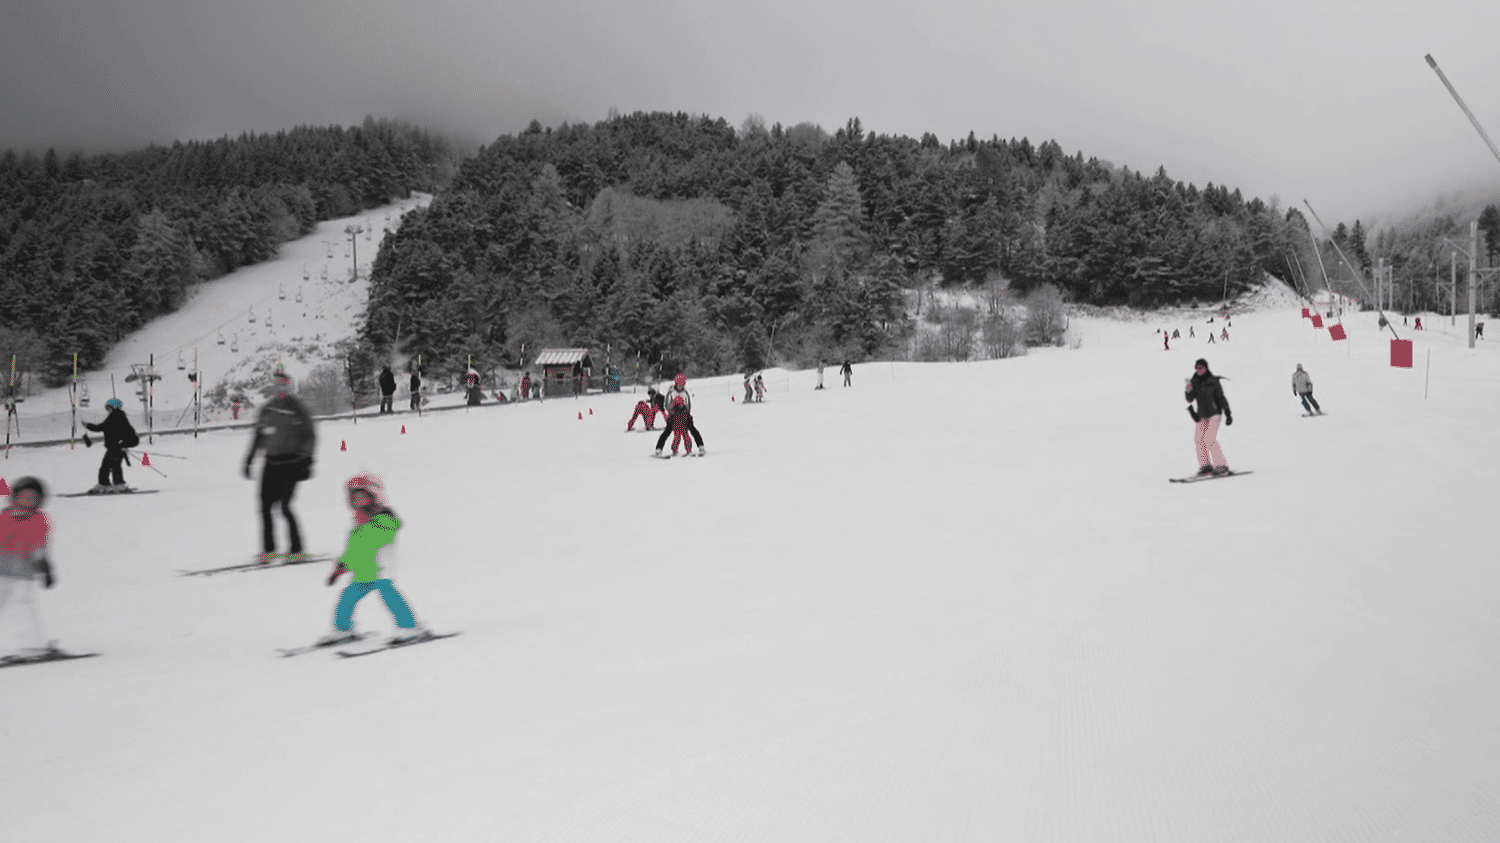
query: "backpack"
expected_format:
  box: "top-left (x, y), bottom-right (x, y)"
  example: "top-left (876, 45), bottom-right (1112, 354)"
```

top-left (122, 424), bottom-right (140, 449)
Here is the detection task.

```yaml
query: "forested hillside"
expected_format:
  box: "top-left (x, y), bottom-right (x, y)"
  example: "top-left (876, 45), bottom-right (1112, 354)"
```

top-left (1364, 200), bottom-right (1500, 313)
top-left (362, 112), bottom-right (1322, 378)
top-left (0, 118), bottom-right (454, 384)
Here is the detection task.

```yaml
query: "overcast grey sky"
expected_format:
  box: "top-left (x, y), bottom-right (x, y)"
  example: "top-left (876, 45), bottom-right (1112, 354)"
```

top-left (4, 0), bottom-right (1500, 225)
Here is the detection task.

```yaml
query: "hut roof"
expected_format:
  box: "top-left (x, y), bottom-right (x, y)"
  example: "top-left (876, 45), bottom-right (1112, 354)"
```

top-left (535, 348), bottom-right (590, 366)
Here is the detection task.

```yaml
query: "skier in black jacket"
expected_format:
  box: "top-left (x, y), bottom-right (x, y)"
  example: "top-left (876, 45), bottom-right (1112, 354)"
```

top-left (82, 398), bottom-right (138, 493)
top-left (1184, 358), bottom-right (1232, 476)
top-left (244, 372), bottom-right (317, 563)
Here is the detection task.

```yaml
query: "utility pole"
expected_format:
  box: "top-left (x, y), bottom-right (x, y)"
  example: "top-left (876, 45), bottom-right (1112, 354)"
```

top-left (1452, 251), bottom-right (1457, 325)
top-left (345, 224), bottom-right (364, 282)
top-left (1469, 220), bottom-right (1478, 348)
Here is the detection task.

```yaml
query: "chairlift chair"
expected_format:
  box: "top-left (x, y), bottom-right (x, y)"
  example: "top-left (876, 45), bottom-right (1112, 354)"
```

top-left (177, 353), bottom-right (186, 370)
top-left (295, 288), bottom-right (303, 303)
top-left (79, 384), bottom-right (91, 407)
top-left (248, 306), bottom-right (256, 324)
top-left (279, 286), bottom-right (286, 300)
top-left (231, 336), bottom-right (239, 353)
top-left (217, 332), bottom-right (226, 345)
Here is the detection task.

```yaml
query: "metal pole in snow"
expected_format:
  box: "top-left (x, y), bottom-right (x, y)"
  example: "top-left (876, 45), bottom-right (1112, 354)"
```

top-left (1425, 349), bottom-right (1431, 400)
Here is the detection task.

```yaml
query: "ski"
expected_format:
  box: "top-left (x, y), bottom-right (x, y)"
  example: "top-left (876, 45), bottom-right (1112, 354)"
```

top-left (1169, 470), bottom-right (1254, 484)
top-left (277, 633), bottom-right (371, 658)
top-left (181, 554), bottom-right (333, 577)
top-left (1301, 413), bottom-right (1327, 418)
top-left (0, 649), bottom-right (100, 669)
top-left (57, 488), bottom-right (160, 498)
top-left (336, 631), bottom-right (460, 658)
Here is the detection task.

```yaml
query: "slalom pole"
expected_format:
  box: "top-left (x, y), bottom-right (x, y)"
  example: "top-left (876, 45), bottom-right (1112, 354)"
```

top-left (4, 354), bottom-right (15, 458)
top-left (148, 353), bottom-right (156, 445)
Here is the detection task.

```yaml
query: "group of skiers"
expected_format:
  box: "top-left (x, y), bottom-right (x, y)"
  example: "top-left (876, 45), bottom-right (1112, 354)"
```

top-left (1183, 359), bottom-right (1327, 477)
top-left (1161, 321), bottom-right (1229, 350)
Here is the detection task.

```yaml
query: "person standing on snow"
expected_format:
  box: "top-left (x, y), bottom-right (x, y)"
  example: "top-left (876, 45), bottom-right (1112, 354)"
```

top-left (743, 373), bottom-right (754, 403)
top-left (408, 368), bottom-right (422, 411)
top-left (753, 373), bottom-right (766, 402)
top-left (378, 366), bottom-right (397, 414)
top-left (520, 372), bottom-right (532, 402)
top-left (655, 374), bottom-right (705, 457)
top-left (464, 368), bottom-right (483, 406)
top-left (0, 477), bottom-right (58, 659)
top-left (1292, 364), bottom-right (1322, 415)
top-left (1185, 358), bottom-right (1233, 476)
top-left (318, 474), bottom-right (428, 646)
top-left (82, 397), bottom-right (139, 493)
top-left (244, 371), bottom-right (317, 564)
top-left (840, 360), bottom-right (853, 387)
top-left (664, 393), bottom-right (694, 456)
top-left (816, 360), bottom-right (826, 390)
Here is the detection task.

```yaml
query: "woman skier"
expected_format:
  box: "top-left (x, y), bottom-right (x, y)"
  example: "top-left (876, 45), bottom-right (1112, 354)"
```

top-left (1292, 364), bottom-right (1322, 415)
top-left (1185, 358), bottom-right (1233, 476)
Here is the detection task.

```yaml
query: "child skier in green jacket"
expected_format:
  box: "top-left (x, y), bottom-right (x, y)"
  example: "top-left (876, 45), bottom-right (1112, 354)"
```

top-left (318, 474), bottom-right (428, 645)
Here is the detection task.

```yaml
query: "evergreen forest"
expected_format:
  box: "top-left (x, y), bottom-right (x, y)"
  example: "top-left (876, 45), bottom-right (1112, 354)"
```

top-left (0, 118), bottom-right (454, 384)
top-left (361, 113), bottom-right (1327, 379)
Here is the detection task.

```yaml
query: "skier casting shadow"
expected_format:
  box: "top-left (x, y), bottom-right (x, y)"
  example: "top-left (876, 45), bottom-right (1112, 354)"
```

top-left (1292, 364), bottom-right (1322, 416)
top-left (654, 374), bottom-right (705, 457)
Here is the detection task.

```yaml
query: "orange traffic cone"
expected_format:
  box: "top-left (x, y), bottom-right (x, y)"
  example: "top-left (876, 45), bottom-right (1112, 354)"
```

top-left (340, 440), bottom-right (347, 451)
top-left (401, 425), bottom-right (407, 435)
top-left (577, 412), bottom-right (583, 420)
top-left (731, 396), bottom-right (735, 402)
top-left (589, 408), bottom-right (593, 415)
top-left (141, 453), bottom-right (152, 467)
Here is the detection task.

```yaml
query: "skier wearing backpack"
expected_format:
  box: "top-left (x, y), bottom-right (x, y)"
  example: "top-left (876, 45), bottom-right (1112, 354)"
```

top-left (244, 371), bottom-right (317, 564)
top-left (82, 398), bottom-right (139, 493)
top-left (1185, 358), bottom-right (1233, 476)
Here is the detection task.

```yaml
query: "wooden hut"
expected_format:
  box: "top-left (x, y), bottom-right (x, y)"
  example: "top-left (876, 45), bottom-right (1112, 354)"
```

top-left (535, 348), bottom-right (594, 397)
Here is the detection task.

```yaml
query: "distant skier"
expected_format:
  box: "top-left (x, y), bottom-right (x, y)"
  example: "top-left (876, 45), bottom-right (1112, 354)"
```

top-left (317, 474), bottom-right (428, 646)
top-left (377, 365), bottom-right (397, 414)
top-left (840, 360), bottom-right (853, 387)
top-left (1414, 316), bottom-right (1424, 330)
top-left (1189, 326), bottom-right (1195, 338)
top-left (1185, 358), bottom-right (1233, 476)
top-left (464, 368), bottom-right (482, 406)
top-left (754, 374), bottom-right (766, 402)
top-left (520, 372), bottom-right (532, 401)
top-left (231, 398), bottom-right (242, 420)
top-left (82, 397), bottom-right (139, 493)
top-left (1163, 332), bottom-right (1170, 351)
top-left (1220, 327), bottom-right (1230, 341)
top-left (1172, 329), bottom-right (1180, 339)
top-left (0, 477), bottom-right (57, 659)
top-left (655, 374), bottom-right (705, 457)
top-left (816, 360), bottom-right (826, 390)
top-left (1292, 364), bottom-right (1322, 415)
top-left (743, 373), bottom-right (754, 403)
top-left (1477, 322), bottom-right (1485, 340)
top-left (244, 371), bottom-right (316, 564)
top-left (408, 368), bottom-right (422, 411)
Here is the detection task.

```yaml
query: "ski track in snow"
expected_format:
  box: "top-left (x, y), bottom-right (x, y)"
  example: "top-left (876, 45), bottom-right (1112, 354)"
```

top-left (2, 220), bottom-right (1499, 841)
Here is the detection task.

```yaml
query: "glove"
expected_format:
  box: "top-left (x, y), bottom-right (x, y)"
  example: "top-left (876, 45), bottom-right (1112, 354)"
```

top-left (83, 433), bottom-right (93, 448)
top-left (1224, 413), bottom-right (1233, 426)
top-left (1187, 407), bottom-right (1200, 422)
top-left (243, 461), bottom-right (253, 480)
top-left (35, 557), bottom-right (54, 589)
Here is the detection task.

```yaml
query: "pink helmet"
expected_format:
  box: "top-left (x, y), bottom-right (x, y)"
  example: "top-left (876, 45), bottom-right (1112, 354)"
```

top-left (345, 473), bottom-right (386, 507)
top-left (673, 373), bottom-right (686, 388)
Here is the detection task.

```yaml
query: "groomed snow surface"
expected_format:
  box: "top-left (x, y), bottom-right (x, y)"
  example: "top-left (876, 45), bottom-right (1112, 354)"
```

top-left (4, 305), bottom-right (1499, 842)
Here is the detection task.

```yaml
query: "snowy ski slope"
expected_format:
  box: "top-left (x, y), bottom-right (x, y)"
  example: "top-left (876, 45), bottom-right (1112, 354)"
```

top-left (1, 268), bottom-right (1498, 840)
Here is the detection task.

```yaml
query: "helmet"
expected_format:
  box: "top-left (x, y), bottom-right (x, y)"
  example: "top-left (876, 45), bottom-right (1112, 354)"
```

top-left (105, 397), bottom-right (123, 410)
top-left (673, 373), bottom-right (686, 388)
top-left (9, 476), bottom-right (46, 506)
top-left (344, 473), bottom-right (386, 506)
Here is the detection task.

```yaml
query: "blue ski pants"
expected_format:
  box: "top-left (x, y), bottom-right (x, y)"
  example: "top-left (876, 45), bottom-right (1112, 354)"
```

top-left (334, 579), bottom-right (415, 631)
